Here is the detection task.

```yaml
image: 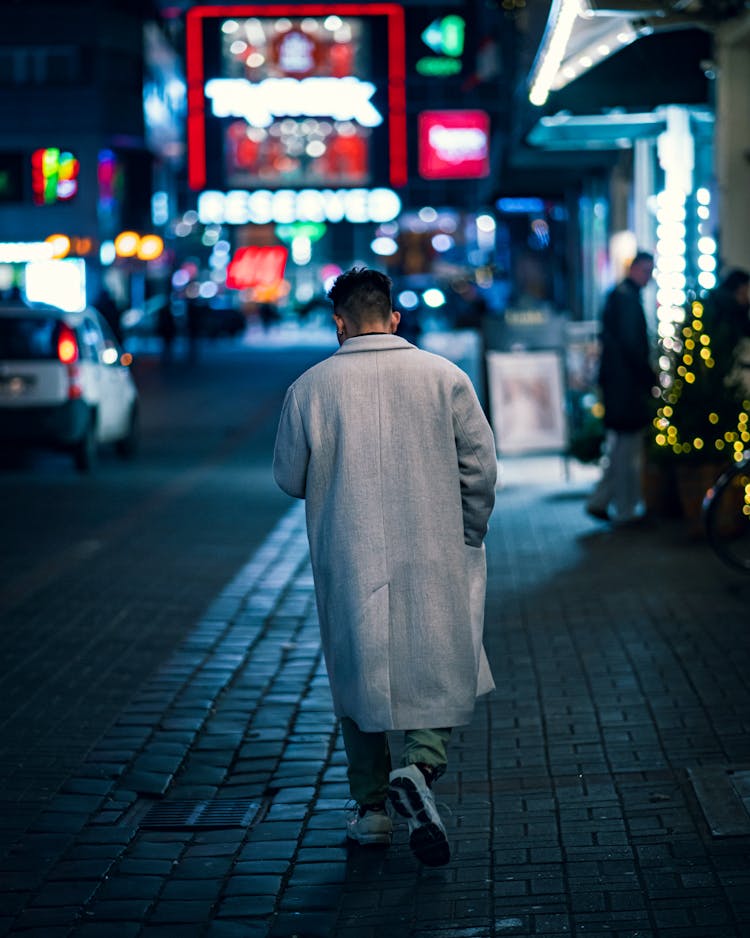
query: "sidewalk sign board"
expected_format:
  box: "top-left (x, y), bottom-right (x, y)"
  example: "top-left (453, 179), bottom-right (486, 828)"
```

top-left (486, 349), bottom-right (567, 456)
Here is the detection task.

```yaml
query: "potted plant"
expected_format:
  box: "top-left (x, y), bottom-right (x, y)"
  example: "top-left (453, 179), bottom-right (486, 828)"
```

top-left (651, 297), bottom-right (749, 535)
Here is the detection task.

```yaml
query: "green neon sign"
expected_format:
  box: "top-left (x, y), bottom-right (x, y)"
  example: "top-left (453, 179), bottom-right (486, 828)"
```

top-left (274, 222), bottom-right (327, 244)
top-left (420, 15), bottom-right (465, 58)
top-left (416, 57), bottom-right (462, 77)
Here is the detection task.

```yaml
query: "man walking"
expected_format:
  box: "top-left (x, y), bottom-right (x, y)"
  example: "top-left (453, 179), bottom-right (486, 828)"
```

top-left (586, 251), bottom-right (656, 526)
top-left (273, 267), bottom-right (497, 866)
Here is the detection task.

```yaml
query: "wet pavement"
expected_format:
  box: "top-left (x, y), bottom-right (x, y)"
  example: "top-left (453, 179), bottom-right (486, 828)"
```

top-left (1, 454), bottom-right (749, 937)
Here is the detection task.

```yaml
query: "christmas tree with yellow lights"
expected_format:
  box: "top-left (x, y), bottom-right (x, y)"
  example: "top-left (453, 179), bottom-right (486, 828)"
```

top-left (653, 298), bottom-right (749, 465)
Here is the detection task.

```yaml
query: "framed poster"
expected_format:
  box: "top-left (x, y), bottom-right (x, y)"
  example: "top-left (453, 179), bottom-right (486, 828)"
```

top-left (486, 350), bottom-right (567, 456)
top-left (564, 320), bottom-right (600, 393)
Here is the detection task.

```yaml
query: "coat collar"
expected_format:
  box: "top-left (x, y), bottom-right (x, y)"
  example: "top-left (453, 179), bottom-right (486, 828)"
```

top-left (622, 276), bottom-right (642, 294)
top-left (334, 334), bottom-right (415, 355)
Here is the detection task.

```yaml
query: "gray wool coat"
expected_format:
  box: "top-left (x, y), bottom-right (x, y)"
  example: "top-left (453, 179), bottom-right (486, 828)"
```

top-left (273, 333), bottom-right (497, 732)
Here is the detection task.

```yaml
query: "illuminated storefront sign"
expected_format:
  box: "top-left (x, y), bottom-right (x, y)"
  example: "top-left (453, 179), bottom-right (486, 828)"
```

top-left (25, 258), bottom-right (86, 312)
top-left (0, 238), bottom-right (93, 263)
top-left (185, 4), bottom-right (406, 191)
top-left (275, 221), bottom-right (327, 243)
top-left (98, 150), bottom-right (122, 209)
top-left (97, 149), bottom-right (125, 237)
top-left (31, 148), bottom-right (79, 204)
top-left (198, 187), bottom-right (401, 225)
top-left (143, 22), bottom-right (186, 165)
top-left (205, 77), bottom-right (383, 127)
top-left (226, 245), bottom-right (288, 289)
top-left (418, 110), bottom-right (490, 180)
top-left (0, 241), bottom-right (58, 263)
top-left (417, 15), bottom-right (465, 77)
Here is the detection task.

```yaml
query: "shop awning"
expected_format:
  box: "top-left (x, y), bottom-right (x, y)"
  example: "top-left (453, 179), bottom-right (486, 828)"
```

top-left (527, 0), bottom-right (725, 107)
top-left (527, 104), bottom-right (713, 150)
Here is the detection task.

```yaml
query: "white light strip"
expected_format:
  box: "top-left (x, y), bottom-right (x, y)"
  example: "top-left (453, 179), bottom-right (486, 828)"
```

top-left (529, 0), bottom-right (581, 107)
top-left (550, 21), bottom-right (637, 91)
top-left (655, 188), bottom-right (687, 322)
top-left (0, 242), bottom-right (56, 263)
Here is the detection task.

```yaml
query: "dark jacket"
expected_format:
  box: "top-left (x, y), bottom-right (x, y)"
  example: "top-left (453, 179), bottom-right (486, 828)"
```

top-left (702, 286), bottom-right (750, 375)
top-left (598, 277), bottom-right (655, 431)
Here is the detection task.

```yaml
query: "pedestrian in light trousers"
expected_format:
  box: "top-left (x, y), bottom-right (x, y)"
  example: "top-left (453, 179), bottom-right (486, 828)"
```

top-left (587, 251), bottom-right (657, 526)
top-left (273, 267), bottom-right (497, 866)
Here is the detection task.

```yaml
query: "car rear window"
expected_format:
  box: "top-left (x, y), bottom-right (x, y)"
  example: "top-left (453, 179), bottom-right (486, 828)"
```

top-left (0, 316), bottom-right (61, 360)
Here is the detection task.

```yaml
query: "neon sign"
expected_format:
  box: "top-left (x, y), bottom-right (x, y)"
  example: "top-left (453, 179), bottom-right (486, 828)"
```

top-left (185, 4), bottom-right (406, 191)
top-left (417, 15), bottom-right (465, 77)
top-left (418, 111), bottom-right (490, 180)
top-left (226, 245), bottom-right (288, 289)
top-left (205, 77), bottom-right (383, 127)
top-left (31, 148), bottom-right (79, 205)
top-left (0, 241), bottom-right (58, 263)
top-left (198, 188), bottom-right (401, 225)
top-left (421, 16), bottom-right (465, 57)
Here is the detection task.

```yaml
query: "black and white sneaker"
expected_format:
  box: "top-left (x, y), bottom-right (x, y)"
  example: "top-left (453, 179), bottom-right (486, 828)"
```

top-left (388, 764), bottom-right (450, 866)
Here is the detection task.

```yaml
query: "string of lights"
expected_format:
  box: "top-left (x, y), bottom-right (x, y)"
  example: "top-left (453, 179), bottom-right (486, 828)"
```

top-left (654, 299), bottom-right (750, 462)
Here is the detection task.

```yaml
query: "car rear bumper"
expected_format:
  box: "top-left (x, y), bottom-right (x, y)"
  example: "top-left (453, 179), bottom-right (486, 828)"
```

top-left (0, 400), bottom-right (89, 447)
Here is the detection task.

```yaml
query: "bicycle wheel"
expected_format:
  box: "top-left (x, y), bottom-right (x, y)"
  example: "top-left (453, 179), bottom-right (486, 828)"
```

top-left (703, 460), bottom-right (750, 573)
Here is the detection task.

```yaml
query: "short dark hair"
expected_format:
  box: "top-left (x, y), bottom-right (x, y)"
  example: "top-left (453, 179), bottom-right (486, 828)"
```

top-left (327, 267), bottom-right (392, 328)
top-left (632, 250), bottom-right (654, 267)
top-left (719, 268), bottom-right (750, 294)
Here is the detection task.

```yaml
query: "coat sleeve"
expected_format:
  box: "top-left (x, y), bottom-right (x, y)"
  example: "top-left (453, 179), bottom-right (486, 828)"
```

top-left (452, 376), bottom-right (497, 547)
top-left (273, 386), bottom-right (309, 499)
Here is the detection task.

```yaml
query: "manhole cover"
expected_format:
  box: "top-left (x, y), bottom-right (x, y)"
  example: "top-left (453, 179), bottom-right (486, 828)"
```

top-left (688, 766), bottom-right (750, 837)
top-left (140, 799), bottom-right (261, 830)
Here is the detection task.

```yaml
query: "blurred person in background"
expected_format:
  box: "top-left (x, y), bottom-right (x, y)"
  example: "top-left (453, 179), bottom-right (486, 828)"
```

top-left (95, 287), bottom-right (123, 343)
top-left (186, 296), bottom-right (203, 363)
top-left (705, 268), bottom-right (750, 345)
top-left (258, 301), bottom-right (281, 331)
top-left (273, 267), bottom-right (497, 867)
top-left (702, 268), bottom-right (750, 393)
top-left (156, 299), bottom-right (177, 365)
top-left (586, 251), bottom-right (656, 526)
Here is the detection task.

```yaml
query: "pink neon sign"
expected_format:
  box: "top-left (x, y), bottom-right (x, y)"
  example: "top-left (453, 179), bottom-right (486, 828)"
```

top-left (418, 111), bottom-right (490, 181)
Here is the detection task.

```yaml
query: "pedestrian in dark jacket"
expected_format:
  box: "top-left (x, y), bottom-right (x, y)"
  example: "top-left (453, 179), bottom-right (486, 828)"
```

top-left (702, 268), bottom-right (750, 381)
top-left (586, 251), bottom-right (656, 525)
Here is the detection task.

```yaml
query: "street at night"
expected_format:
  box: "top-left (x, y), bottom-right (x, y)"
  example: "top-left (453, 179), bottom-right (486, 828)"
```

top-left (1, 335), bottom-right (749, 936)
top-left (0, 336), bottom-right (327, 852)
top-left (2, 0), bottom-right (750, 933)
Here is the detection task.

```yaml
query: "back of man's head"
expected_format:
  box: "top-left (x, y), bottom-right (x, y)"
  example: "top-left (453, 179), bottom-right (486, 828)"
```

top-left (719, 268), bottom-right (750, 295)
top-left (327, 267), bottom-right (392, 328)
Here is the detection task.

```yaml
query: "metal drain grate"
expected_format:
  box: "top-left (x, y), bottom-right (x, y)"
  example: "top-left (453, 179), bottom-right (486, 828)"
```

top-left (140, 799), bottom-right (261, 830)
top-left (688, 766), bottom-right (750, 837)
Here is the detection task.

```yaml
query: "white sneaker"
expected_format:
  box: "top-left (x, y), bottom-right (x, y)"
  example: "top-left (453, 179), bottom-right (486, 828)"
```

top-left (388, 764), bottom-right (450, 866)
top-left (346, 804), bottom-right (393, 846)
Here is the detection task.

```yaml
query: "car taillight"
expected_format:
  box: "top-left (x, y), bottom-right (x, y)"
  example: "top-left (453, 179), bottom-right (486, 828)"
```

top-left (58, 324), bottom-right (82, 398)
top-left (57, 325), bottom-right (79, 364)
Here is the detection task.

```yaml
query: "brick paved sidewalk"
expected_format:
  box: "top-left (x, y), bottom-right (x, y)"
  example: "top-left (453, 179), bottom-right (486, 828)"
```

top-left (1, 460), bottom-right (749, 937)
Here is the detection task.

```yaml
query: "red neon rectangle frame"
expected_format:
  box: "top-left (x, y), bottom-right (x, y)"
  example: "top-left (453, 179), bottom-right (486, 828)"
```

top-left (185, 4), bottom-right (407, 192)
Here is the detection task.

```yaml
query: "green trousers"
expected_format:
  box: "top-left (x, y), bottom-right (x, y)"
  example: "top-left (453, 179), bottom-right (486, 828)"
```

top-left (340, 717), bottom-right (452, 806)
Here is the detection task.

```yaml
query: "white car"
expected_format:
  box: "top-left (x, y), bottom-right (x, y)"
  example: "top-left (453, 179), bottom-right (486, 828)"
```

top-left (0, 301), bottom-right (139, 472)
